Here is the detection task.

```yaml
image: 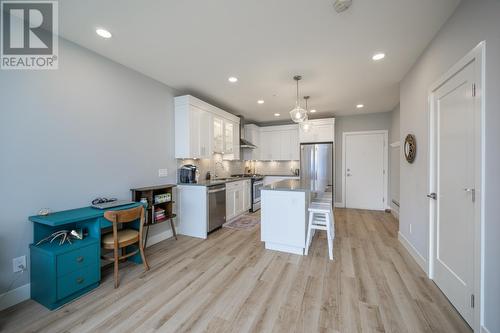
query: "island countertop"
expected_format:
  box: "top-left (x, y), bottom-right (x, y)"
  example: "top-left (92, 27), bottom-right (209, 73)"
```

top-left (262, 179), bottom-right (311, 192)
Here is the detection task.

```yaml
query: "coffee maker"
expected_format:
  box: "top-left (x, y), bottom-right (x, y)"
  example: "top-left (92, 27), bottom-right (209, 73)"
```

top-left (179, 164), bottom-right (199, 183)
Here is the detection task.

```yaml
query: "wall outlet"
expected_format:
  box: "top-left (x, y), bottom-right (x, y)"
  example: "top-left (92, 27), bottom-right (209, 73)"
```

top-left (13, 255), bottom-right (26, 273)
top-left (158, 168), bottom-right (168, 177)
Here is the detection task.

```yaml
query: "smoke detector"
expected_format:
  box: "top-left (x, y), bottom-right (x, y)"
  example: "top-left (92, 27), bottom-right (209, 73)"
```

top-left (333, 0), bottom-right (352, 13)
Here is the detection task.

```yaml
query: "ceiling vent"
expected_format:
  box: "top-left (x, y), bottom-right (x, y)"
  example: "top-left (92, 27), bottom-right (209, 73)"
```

top-left (333, 0), bottom-right (352, 13)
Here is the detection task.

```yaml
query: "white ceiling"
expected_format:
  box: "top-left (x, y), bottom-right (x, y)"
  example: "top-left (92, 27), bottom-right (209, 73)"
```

top-left (58, 0), bottom-right (460, 123)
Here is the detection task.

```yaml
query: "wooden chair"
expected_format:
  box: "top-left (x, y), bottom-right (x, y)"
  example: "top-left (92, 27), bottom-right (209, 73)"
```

top-left (102, 206), bottom-right (149, 288)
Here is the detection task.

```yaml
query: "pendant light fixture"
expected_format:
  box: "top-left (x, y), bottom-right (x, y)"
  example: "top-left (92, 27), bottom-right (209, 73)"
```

top-left (289, 75), bottom-right (308, 123)
top-left (300, 96), bottom-right (313, 132)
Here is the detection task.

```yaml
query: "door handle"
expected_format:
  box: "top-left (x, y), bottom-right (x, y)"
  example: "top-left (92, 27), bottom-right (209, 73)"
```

top-left (427, 193), bottom-right (437, 200)
top-left (464, 188), bottom-right (476, 202)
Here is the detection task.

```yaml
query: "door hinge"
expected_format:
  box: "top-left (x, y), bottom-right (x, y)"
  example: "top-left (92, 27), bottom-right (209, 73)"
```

top-left (382, 197), bottom-right (385, 203)
top-left (472, 83), bottom-right (476, 97)
top-left (471, 294), bottom-right (475, 308)
top-left (383, 169), bottom-right (386, 175)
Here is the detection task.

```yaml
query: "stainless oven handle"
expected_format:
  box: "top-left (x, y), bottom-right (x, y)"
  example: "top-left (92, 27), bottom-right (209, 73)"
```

top-left (208, 188), bottom-right (225, 194)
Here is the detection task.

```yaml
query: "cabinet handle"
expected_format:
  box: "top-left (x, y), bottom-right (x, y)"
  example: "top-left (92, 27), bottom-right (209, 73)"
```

top-left (76, 256), bottom-right (84, 263)
top-left (76, 277), bottom-right (84, 284)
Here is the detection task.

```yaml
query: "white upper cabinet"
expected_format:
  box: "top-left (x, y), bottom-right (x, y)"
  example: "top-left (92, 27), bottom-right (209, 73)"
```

top-left (299, 118), bottom-right (335, 143)
top-left (174, 103), bottom-right (211, 159)
top-left (175, 95), bottom-right (240, 160)
top-left (257, 125), bottom-right (299, 161)
top-left (212, 116), bottom-right (224, 154)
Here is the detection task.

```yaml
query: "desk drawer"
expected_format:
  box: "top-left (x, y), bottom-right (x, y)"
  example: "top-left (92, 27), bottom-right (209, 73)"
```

top-left (57, 266), bottom-right (99, 300)
top-left (57, 243), bottom-right (98, 277)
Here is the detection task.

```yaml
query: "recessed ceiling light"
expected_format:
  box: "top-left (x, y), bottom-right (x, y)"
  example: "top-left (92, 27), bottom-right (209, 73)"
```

top-left (372, 53), bottom-right (385, 61)
top-left (96, 28), bottom-right (112, 39)
top-left (310, 109), bottom-right (317, 113)
top-left (228, 77), bottom-right (238, 83)
top-left (274, 113), bottom-right (281, 117)
top-left (257, 100), bottom-right (264, 104)
top-left (356, 104), bottom-right (364, 109)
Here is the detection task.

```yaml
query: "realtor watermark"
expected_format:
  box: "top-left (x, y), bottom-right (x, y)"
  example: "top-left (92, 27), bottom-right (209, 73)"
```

top-left (1, 0), bottom-right (58, 69)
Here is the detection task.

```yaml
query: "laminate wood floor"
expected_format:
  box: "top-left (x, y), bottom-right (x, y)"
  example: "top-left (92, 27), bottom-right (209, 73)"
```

top-left (0, 209), bottom-right (471, 333)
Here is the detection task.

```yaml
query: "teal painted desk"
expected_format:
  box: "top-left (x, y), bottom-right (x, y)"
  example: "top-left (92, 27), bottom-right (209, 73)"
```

top-left (29, 202), bottom-right (144, 310)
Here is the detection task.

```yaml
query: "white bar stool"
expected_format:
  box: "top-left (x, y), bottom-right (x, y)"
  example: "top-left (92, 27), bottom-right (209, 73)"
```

top-left (305, 201), bottom-right (335, 260)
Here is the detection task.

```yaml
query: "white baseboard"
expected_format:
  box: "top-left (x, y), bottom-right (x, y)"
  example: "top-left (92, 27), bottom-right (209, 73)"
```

top-left (398, 231), bottom-right (427, 274)
top-left (334, 202), bottom-right (344, 208)
top-left (390, 208), bottom-right (399, 220)
top-left (0, 283), bottom-right (30, 311)
top-left (146, 227), bottom-right (174, 247)
top-left (0, 229), bottom-right (173, 312)
top-left (481, 325), bottom-right (491, 333)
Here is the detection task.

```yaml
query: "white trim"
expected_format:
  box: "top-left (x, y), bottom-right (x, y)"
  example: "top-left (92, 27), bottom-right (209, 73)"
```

top-left (342, 130), bottom-right (389, 210)
top-left (0, 228), bottom-right (174, 311)
top-left (390, 141), bottom-right (400, 148)
top-left (264, 242), bottom-right (304, 255)
top-left (390, 208), bottom-right (399, 220)
top-left (334, 202), bottom-right (344, 208)
top-left (427, 41), bottom-right (485, 332)
top-left (481, 325), bottom-right (491, 333)
top-left (398, 232), bottom-right (427, 274)
top-left (145, 229), bottom-right (173, 248)
top-left (0, 283), bottom-right (30, 311)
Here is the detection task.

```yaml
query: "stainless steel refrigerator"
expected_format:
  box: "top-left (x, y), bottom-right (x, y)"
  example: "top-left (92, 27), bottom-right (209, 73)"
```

top-left (300, 143), bottom-right (334, 197)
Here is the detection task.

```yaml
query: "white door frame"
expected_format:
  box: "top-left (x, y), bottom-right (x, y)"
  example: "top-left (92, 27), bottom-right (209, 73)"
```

top-left (428, 41), bottom-right (485, 332)
top-left (342, 130), bottom-right (389, 209)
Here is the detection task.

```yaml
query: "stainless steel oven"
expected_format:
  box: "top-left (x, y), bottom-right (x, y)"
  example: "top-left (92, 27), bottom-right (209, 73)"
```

top-left (251, 178), bottom-right (264, 212)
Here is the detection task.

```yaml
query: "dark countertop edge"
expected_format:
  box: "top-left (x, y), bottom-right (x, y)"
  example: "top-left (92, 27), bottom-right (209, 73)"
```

top-left (177, 178), bottom-right (250, 187)
top-left (131, 184), bottom-right (177, 191)
top-left (262, 179), bottom-right (310, 192)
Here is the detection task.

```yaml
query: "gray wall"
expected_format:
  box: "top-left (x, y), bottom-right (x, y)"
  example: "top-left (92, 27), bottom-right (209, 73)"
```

top-left (0, 38), bottom-right (178, 295)
top-left (334, 111), bottom-right (393, 204)
top-left (399, 0), bottom-right (500, 331)
top-left (389, 106), bottom-right (400, 213)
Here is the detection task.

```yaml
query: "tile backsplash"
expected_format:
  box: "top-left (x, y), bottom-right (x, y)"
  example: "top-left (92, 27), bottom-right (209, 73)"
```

top-left (176, 156), bottom-right (300, 181)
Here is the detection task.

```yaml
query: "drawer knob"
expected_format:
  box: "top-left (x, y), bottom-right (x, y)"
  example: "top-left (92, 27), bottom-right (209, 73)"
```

top-left (76, 256), bottom-right (84, 263)
top-left (76, 277), bottom-right (84, 284)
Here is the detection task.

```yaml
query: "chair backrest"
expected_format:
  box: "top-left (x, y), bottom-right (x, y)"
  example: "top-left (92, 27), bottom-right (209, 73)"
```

top-left (104, 206), bottom-right (144, 225)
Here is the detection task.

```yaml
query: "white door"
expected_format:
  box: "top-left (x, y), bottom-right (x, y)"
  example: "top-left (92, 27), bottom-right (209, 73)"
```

top-left (431, 59), bottom-right (476, 326)
top-left (344, 132), bottom-right (386, 210)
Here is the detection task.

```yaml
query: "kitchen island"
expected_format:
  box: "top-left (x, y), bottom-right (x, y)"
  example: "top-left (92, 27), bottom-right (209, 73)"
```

top-left (260, 179), bottom-right (312, 255)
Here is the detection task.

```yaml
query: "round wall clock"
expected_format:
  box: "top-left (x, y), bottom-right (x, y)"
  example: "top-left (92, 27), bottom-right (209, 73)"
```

top-left (404, 134), bottom-right (416, 163)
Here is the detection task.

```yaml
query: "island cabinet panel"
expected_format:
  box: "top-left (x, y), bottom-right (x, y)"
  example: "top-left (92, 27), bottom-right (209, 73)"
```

top-left (260, 188), bottom-right (309, 255)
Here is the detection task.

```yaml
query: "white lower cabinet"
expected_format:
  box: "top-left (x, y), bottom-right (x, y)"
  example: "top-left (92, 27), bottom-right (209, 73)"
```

top-left (226, 180), bottom-right (251, 221)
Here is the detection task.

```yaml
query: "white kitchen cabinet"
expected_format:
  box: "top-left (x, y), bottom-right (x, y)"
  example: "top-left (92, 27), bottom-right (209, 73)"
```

top-left (222, 120), bottom-right (240, 160)
top-left (175, 104), bottom-right (211, 159)
top-left (299, 118), bottom-right (335, 143)
top-left (177, 185), bottom-right (208, 239)
top-left (213, 116), bottom-right (224, 154)
top-left (243, 179), bottom-right (251, 210)
top-left (226, 180), bottom-right (251, 220)
top-left (280, 129), bottom-right (299, 160)
top-left (259, 125), bottom-right (299, 161)
top-left (175, 95), bottom-right (240, 160)
top-left (226, 187), bottom-right (236, 220)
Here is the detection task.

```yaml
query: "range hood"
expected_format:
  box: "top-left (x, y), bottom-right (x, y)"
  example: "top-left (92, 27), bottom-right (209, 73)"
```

top-left (238, 116), bottom-right (257, 149)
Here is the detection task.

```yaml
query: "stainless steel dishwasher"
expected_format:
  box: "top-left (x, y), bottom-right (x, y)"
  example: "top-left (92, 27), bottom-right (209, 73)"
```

top-left (207, 184), bottom-right (226, 232)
